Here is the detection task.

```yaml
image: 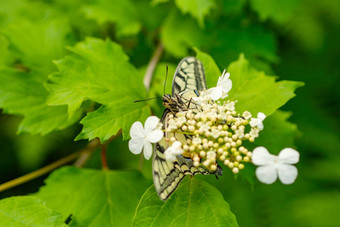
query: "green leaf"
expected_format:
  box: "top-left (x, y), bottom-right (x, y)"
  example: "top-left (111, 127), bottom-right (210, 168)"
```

top-left (250, 0), bottom-right (300, 24)
top-left (0, 68), bottom-right (81, 135)
top-left (0, 13), bottom-right (78, 134)
top-left (35, 167), bottom-right (152, 227)
top-left (255, 110), bottom-right (298, 153)
top-left (0, 196), bottom-right (67, 227)
top-left (211, 20), bottom-right (279, 72)
top-left (194, 47), bottom-right (222, 88)
top-left (83, 0), bottom-right (141, 37)
top-left (76, 103), bottom-right (150, 142)
top-left (221, 0), bottom-right (246, 14)
top-left (290, 191), bottom-right (340, 227)
top-left (132, 178), bottom-right (238, 226)
top-left (151, 0), bottom-right (170, 5)
top-left (161, 10), bottom-right (208, 58)
top-left (2, 17), bottom-right (73, 77)
top-left (0, 35), bottom-right (13, 66)
top-left (227, 54), bottom-right (304, 115)
top-left (46, 37), bottom-right (150, 142)
top-left (174, 0), bottom-right (215, 27)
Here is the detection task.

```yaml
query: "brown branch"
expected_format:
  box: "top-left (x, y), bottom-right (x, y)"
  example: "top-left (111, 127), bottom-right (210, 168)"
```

top-left (143, 42), bottom-right (164, 91)
top-left (100, 143), bottom-right (109, 170)
top-left (73, 138), bottom-right (100, 167)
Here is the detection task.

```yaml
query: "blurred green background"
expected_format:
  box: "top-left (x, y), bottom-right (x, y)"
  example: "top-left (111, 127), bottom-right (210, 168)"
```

top-left (0, 0), bottom-right (339, 226)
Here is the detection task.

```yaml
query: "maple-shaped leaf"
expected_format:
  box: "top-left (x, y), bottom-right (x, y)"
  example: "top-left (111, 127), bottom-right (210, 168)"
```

top-left (46, 38), bottom-right (151, 142)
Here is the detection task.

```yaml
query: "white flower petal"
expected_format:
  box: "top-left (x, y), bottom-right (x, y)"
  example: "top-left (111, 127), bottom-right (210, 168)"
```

top-left (249, 118), bottom-right (260, 128)
top-left (252, 146), bottom-right (275, 165)
top-left (130, 121), bottom-right (144, 139)
top-left (256, 164), bottom-right (278, 184)
top-left (277, 164), bottom-right (298, 184)
top-left (257, 122), bottom-right (264, 131)
top-left (144, 116), bottom-right (160, 134)
top-left (147, 129), bottom-right (164, 143)
top-left (257, 112), bottom-right (266, 121)
top-left (128, 138), bottom-right (144, 155)
top-left (143, 140), bottom-right (153, 160)
top-left (278, 148), bottom-right (300, 164)
top-left (221, 79), bottom-right (232, 94)
top-left (207, 87), bottom-right (223, 100)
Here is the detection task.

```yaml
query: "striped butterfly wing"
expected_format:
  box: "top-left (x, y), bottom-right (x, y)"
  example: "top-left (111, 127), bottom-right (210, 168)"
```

top-left (172, 56), bottom-right (207, 96)
top-left (153, 110), bottom-right (211, 201)
top-left (153, 57), bottom-right (218, 201)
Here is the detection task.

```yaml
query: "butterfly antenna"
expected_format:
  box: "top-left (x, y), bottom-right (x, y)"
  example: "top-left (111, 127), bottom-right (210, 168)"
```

top-left (163, 65), bottom-right (168, 95)
top-left (134, 97), bottom-right (161, 103)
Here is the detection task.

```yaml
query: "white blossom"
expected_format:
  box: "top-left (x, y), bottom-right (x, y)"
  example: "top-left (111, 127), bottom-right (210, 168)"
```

top-left (128, 116), bottom-right (163, 160)
top-left (167, 118), bottom-right (177, 131)
top-left (252, 147), bottom-right (299, 184)
top-left (207, 70), bottom-right (232, 100)
top-left (235, 128), bottom-right (244, 138)
top-left (164, 141), bottom-right (184, 161)
top-left (192, 91), bottom-right (210, 104)
top-left (177, 116), bottom-right (186, 124)
top-left (211, 129), bottom-right (221, 138)
top-left (225, 101), bottom-right (236, 111)
top-left (207, 151), bottom-right (216, 160)
top-left (192, 137), bottom-right (202, 145)
top-left (200, 123), bottom-right (211, 132)
top-left (242, 111), bottom-right (252, 120)
top-left (250, 112), bottom-right (266, 130)
top-left (249, 128), bottom-right (260, 138)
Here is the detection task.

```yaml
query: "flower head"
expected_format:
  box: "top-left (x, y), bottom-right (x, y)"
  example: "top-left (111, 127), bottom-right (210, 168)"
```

top-left (242, 111), bottom-right (252, 120)
top-left (128, 116), bottom-right (163, 160)
top-left (207, 70), bottom-right (232, 100)
top-left (249, 112), bottom-right (266, 130)
top-left (252, 147), bottom-right (299, 184)
top-left (164, 141), bottom-right (184, 161)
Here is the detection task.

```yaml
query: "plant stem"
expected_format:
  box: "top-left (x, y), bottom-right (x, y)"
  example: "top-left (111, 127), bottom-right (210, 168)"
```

top-left (0, 151), bottom-right (81, 193)
top-left (100, 143), bottom-right (109, 170)
top-left (74, 138), bottom-right (100, 167)
top-left (0, 138), bottom-right (101, 193)
top-left (143, 42), bottom-right (164, 91)
top-left (138, 153), bottom-right (144, 171)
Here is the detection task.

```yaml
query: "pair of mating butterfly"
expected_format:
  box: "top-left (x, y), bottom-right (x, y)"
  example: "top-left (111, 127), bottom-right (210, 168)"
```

top-left (153, 57), bottom-right (222, 201)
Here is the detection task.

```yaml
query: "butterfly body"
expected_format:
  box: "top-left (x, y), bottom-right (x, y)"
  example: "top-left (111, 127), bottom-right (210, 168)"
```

top-left (153, 57), bottom-right (223, 201)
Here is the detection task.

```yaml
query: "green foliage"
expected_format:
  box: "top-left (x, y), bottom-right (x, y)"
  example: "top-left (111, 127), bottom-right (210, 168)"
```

top-left (161, 10), bottom-right (208, 57)
top-left (35, 167), bottom-right (152, 226)
top-left (0, 68), bottom-right (81, 135)
top-left (174, 0), bottom-right (215, 27)
top-left (0, 0), bottom-right (337, 226)
top-left (227, 54), bottom-right (304, 115)
top-left (83, 0), bottom-right (141, 37)
top-left (255, 110), bottom-right (298, 153)
top-left (195, 50), bottom-right (304, 116)
top-left (46, 38), bottom-right (150, 141)
top-left (0, 196), bottom-right (67, 227)
top-left (250, 0), bottom-right (300, 24)
top-left (194, 47), bottom-right (222, 88)
top-left (132, 178), bottom-right (238, 226)
top-left (289, 191), bottom-right (340, 227)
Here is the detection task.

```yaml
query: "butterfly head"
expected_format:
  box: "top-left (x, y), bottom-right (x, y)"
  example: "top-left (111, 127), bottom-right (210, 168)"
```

top-left (163, 94), bottom-right (178, 112)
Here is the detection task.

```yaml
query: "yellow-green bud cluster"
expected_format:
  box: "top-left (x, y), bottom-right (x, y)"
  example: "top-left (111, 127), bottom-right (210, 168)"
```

top-left (165, 97), bottom-right (261, 174)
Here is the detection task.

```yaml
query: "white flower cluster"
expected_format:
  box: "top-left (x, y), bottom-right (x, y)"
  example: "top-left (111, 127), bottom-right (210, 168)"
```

top-left (163, 92), bottom-right (266, 174)
top-left (128, 70), bottom-right (300, 185)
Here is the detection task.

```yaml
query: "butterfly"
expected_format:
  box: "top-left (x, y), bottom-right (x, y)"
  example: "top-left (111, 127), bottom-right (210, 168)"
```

top-left (153, 57), bottom-right (223, 201)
